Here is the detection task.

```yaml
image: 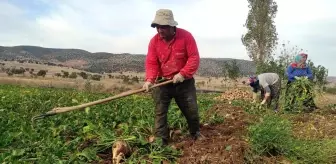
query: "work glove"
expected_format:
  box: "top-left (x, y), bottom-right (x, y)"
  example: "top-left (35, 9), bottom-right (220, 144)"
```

top-left (142, 81), bottom-right (153, 92)
top-left (260, 99), bottom-right (266, 105)
top-left (294, 76), bottom-right (300, 80)
top-left (173, 73), bottom-right (185, 83)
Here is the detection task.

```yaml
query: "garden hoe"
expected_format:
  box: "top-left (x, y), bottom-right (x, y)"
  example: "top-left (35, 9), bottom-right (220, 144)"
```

top-left (31, 79), bottom-right (173, 122)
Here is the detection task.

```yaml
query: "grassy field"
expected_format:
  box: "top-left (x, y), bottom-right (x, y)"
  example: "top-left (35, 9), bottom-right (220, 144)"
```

top-left (0, 84), bottom-right (222, 163)
top-left (1, 82), bottom-right (336, 163)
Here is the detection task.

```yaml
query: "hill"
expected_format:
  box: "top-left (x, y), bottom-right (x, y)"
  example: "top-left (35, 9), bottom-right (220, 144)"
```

top-left (327, 76), bottom-right (336, 84)
top-left (0, 45), bottom-right (256, 77)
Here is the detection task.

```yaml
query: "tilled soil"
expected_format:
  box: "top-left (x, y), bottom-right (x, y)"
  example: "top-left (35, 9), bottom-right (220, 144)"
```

top-left (173, 103), bottom-right (250, 164)
top-left (95, 103), bottom-right (251, 164)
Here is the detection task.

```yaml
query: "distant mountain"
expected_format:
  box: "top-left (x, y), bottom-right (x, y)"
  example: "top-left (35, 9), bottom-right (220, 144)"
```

top-left (327, 76), bottom-right (336, 83)
top-left (0, 45), bottom-right (256, 77)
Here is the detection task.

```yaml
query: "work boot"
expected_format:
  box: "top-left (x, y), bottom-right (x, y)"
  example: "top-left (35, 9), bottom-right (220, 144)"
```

top-left (273, 106), bottom-right (279, 113)
top-left (307, 105), bottom-right (318, 112)
top-left (161, 138), bottom-right (168, 147)
top-left (191, 131), bottom-right (205, 141)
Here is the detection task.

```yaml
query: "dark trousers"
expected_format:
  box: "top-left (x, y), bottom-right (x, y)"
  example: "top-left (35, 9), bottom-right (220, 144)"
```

top-left (151, 78), bottom-right (200, 142)
top-left (260, 79), bottom-right (281, 110)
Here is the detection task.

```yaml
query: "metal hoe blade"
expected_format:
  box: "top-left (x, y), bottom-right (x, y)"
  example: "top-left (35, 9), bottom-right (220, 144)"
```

top-left (31, 112), bottom-right (56, 122)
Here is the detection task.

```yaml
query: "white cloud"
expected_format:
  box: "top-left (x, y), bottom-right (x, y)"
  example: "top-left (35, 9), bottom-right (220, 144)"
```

top-left (0, 0), bottom-right (335, 75)
top-left (276, 0), bottom-right (335, 24)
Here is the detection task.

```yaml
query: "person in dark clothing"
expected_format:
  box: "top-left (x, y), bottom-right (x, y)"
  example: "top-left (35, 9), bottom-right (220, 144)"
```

top-left (142, 9), bottom-right (203, 146)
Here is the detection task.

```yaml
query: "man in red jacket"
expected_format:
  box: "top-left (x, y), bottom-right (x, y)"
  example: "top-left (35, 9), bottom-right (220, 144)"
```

top-left (142, 9), bottom-right (202, 146)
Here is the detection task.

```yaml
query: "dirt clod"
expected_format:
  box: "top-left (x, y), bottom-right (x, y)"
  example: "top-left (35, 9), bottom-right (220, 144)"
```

top-left (112, 140), bottom-right (131, 164)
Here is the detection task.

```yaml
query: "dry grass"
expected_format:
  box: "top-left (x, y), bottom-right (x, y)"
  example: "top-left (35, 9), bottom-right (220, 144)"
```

top-left (0, 76), bottom-right (142, 93)
top-left (0, 74), bottom-right (247, 93)
top-left (0, 60), bottom-right (254, 96)
top-left (1, 61), bottom-right (84, 75)
top-left (316, 93), bottom-right (336, 108)
top-left (0, 60), bottom-right (250, 93)
top-left (284, 93), bottom-right (336, 141)
top-left (291, 113), bottom-right (336, 140)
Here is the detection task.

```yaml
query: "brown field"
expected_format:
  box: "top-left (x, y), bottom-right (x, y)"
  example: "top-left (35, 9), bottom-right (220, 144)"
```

top-left (1, 60), bottom-right (82, 75)
top-left (0, 60), bottom-right (250, 93)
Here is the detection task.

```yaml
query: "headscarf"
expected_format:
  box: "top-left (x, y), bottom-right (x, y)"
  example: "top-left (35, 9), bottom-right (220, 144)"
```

top-left (248, 75), bottom-right (257, 84)
top-left (248, 75), bottom-right (260, 92)
top-left (291, 53), bottom-right (308, 68)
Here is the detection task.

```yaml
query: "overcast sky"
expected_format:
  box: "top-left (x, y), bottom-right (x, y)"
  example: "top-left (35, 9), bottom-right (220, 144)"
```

top-left (0, 0), bottom-right (335, 76)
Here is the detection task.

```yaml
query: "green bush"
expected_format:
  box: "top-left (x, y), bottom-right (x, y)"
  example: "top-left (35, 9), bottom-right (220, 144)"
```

top-left (248, 114), bottom-right (292, 156)
top-left (247, 113), bottom-right (336, 163)
top-left (289, 139), bottom-right (336, 164)
top-left (69, 72), bottom-right (77, 79)
top-left (284, 77), bottom-right (316, 113)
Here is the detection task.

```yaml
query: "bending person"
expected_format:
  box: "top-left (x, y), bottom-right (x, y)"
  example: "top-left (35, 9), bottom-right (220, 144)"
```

top-left (248, 73), bottom-right (281, 112)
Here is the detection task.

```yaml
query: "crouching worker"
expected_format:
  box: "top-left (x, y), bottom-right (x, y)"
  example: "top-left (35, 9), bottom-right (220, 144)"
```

top-left (248, 73), bottom-right (281, 112)
top-left (142, 9), bottom-right (203, 146)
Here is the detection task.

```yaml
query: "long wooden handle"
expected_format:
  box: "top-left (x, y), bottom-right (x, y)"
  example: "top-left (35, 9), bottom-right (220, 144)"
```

top-left (48, 79), bottom-right (174, 114)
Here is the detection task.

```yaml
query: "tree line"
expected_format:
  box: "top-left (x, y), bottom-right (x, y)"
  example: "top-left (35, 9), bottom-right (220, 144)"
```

top-left (222, 0), bottom-right (328, 90)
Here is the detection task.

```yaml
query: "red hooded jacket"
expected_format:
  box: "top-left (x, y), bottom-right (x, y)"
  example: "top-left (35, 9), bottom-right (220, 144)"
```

top-left (145, 28), bottom-right (200, 83)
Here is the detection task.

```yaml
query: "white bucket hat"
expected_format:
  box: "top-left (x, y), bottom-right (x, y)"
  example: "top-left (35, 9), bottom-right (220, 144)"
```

top-left (151, 9), bottom-right (178, 28)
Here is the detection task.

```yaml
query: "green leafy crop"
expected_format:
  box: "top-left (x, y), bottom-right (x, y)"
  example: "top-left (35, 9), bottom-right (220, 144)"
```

top-left (283, 77), bottom-right (316, 113)
top-left (0, 84), bottom-right (220, 163)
